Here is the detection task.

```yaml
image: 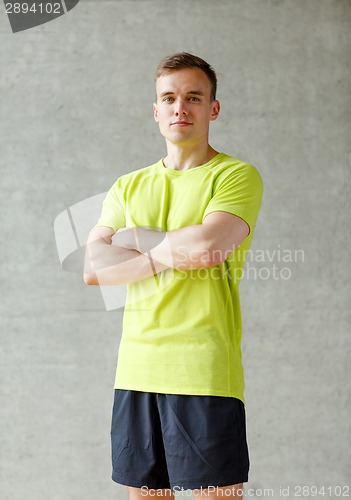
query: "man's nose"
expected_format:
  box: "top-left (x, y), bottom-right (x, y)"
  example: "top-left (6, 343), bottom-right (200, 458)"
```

top-left (174, 98), bottom-right (188, 116)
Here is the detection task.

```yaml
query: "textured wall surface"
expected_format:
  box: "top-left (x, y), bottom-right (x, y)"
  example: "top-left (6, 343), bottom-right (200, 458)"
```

top-left (1, 1), bottom-right (350, 499)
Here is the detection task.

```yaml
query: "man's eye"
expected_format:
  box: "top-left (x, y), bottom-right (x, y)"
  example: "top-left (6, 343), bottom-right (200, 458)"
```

top-left (163, 97), bottom-right (174, 102)
top-left (188, 97), bottom-right (200, 102)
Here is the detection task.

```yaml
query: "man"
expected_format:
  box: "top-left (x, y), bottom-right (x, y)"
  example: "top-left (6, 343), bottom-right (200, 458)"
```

top-left (84, 52), bottom-right (263, 500)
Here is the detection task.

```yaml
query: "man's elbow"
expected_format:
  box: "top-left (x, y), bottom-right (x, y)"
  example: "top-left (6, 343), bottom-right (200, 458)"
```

top-left (83, 272), bottom-right (98, 286)
top-left (184, 253), bottom-right (218, 270)
top-left (83, 250), bottom-right (99, 285)
top-left (206, 245), bottom-right (236, 267)
top-left (201, 256), bottom-right (223, 268)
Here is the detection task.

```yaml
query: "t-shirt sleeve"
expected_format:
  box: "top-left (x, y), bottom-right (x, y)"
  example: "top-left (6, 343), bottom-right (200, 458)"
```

top-left (91, 179), bottom-right (126, 232)
top-left (202, 163), bottom-right (263, 234)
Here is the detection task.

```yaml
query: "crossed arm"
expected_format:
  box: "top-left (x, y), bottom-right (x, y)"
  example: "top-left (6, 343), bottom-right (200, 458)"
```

top-left (83, 211), bottom-right (250, 286)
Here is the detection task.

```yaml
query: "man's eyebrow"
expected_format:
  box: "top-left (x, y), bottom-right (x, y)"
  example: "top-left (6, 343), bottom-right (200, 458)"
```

top-left (159, 90), bottom-right (205, 97)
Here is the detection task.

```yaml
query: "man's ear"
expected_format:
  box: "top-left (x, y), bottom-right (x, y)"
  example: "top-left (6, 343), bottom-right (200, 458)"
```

top-left (210, 100), bottom-right (220, 121)
top-left (153, 102), bottom-right (159, 122)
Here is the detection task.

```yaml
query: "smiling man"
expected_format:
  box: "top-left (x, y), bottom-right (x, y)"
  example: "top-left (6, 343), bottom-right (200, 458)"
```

top-left (84, 52), bottom-right (263, 499)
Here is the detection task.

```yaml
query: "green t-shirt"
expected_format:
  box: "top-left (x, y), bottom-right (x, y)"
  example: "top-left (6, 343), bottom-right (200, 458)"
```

top-left (94, 152), bottom-right (263, 402)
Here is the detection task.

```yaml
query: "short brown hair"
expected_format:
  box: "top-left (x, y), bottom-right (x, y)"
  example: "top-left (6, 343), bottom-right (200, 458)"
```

top-left (155, 52), bottom-right (217, 101)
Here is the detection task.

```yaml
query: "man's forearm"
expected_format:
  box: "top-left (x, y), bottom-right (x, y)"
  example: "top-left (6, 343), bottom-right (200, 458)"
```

top-left (84, 239), bottom-right (170, 286)
top-left (112, 224), bottom-right (215, 269)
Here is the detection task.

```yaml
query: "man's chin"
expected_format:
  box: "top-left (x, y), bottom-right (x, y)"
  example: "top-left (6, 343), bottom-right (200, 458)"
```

top-left (162, 132), bottom-right (196, 145)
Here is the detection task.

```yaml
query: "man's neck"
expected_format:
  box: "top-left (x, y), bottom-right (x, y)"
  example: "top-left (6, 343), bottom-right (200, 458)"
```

top-left (162, 143), bottom-right (219, 171)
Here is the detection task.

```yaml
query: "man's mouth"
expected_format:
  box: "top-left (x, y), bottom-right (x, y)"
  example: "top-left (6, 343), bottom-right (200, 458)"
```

top-left (171, 121), bottom-right (192, 126)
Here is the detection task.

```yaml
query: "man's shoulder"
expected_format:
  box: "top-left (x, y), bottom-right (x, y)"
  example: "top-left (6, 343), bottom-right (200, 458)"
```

top-left (108, 159), bottom-right (162, 189)
top-left (213, 153), bottom-right (262, 180)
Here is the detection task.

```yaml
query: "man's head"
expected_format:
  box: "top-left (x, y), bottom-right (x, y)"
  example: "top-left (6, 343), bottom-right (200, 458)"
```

top-left (154, 52), bottom-right (217, 102)
top-left (153, 52), bottom-right (220, 147)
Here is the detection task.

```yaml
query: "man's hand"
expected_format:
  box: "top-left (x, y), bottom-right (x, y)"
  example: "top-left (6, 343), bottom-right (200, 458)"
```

top-left (112, 227), bottom-right (133, 246)
top-left (112, 227), bottom-right (168, 254)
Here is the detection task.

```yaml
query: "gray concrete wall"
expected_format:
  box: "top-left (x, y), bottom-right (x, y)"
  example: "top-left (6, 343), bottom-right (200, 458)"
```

top-left (1, 1), bottom-right (350, 499)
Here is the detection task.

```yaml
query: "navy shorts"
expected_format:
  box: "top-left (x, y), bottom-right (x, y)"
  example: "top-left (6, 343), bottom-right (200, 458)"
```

top-left (110, 389), bottom-right (250, 491)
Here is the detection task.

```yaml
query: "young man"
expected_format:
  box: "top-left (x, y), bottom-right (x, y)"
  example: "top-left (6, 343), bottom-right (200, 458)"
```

top-left (84, 52), bottom-right (263, 499)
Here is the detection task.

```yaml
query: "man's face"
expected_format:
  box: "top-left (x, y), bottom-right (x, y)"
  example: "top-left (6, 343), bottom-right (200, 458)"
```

top-left (153, 68), bottom-right (220, 146)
